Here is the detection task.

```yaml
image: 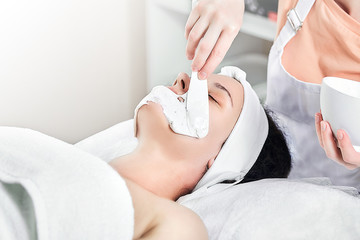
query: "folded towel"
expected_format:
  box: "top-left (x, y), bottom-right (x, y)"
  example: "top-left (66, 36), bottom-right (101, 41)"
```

top-left (0, 127), bottom-right (134, 240)
top-left (0, 182), bottom-right (38, 240)
top-left (75, 119), bottom-right (137, 162)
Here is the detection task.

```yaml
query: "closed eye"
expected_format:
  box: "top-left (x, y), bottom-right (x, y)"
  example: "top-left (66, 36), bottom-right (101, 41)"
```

top-left (209, 94), bottom-right (218, 104)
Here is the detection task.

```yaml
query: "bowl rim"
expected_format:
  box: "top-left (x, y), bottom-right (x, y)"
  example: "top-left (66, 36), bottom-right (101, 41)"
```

top-left (322, 77), bottom-right (360, 99)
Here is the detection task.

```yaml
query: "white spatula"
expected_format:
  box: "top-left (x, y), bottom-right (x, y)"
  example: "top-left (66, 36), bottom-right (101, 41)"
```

top-left (186, 72), bottom-right (209, 138)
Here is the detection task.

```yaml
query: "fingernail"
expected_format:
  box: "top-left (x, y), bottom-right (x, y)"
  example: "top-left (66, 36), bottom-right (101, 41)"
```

top-left (315, 114), bottom-right (319, 124)
top-left (337, 131), bottom-right (344, 140)
top-left (321, 122), bottom-right (326, 131)
top-left (199, 71), bottom-right (207, 80)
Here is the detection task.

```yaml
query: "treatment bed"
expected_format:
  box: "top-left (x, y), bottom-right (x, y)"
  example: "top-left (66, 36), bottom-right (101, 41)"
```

top-left (0, 120), bottom-right (359, 239)
top-left (76, 119), bottom-right (360, 239)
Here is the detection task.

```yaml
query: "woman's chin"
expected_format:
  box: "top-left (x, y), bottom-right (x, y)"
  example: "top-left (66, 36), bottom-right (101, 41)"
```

top-left (136, 102), bottom-right (171, 135)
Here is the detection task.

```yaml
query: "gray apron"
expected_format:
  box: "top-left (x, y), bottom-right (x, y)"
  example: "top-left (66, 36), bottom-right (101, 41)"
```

top-left (266, 0), bottom-right (360, 189)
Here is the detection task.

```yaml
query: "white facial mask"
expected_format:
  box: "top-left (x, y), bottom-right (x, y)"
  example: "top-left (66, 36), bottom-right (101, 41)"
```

top-left (134, 85), bottom-right (208, 138)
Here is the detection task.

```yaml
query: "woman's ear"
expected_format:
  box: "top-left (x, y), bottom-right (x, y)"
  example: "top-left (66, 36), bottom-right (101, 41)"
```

top-left (207, 158), bottom-right (215, 170)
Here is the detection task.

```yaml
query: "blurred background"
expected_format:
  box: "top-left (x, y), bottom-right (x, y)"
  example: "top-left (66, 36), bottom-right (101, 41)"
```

top-left (0, 0), bottom-right (277, 143)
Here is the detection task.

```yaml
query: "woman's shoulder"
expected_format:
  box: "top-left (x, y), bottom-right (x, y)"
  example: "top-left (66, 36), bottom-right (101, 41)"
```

top-left (125, 179), bottom-right (208, 240)
top-left (276, 0), bottom-right (299, 37)
top-left (151, 197), bottom-right (208, 240)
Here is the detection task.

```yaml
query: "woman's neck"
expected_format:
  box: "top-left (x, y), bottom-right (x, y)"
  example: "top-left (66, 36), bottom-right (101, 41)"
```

top-left (109, 144), bottom-right (197, 201)
top-left (335, 0), bottom-right (360, 22)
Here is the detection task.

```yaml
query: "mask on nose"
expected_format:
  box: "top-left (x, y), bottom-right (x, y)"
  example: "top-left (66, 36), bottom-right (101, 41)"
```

top-left (134, 84), bottom-right (208, 138)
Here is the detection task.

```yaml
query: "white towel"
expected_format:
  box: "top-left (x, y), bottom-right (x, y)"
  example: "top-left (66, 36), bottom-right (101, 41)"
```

top-left (0, 127), bottom-right (134, 240)
top-left (180, 178), bottom-right (360, 240)
top-left (75, 119), bottom-right (137, 162)
top-left (193, 66), bottom-right (269, 191)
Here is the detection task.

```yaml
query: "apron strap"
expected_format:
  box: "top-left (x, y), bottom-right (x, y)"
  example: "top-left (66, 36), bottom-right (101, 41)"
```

top-left (275, 0), bottom-right (316, 51)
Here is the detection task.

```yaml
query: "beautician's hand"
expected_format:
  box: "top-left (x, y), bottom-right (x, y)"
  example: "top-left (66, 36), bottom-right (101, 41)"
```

top-left (315, 112), bottom-right (360, 169)
top-left (185, 0), bottom-right (244, 79)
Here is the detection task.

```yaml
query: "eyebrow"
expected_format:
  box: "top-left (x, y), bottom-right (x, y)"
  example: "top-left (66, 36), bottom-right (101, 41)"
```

top-left (214, 82), bottom-right (233, 107)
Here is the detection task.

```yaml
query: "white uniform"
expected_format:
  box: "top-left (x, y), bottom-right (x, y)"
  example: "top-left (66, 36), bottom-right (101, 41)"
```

top-left (266, 0), bottom-right (360, 189)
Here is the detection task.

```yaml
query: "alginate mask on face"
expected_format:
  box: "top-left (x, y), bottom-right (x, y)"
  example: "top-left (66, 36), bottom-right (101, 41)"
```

top-left (134, 75), bottom-right (209, 139)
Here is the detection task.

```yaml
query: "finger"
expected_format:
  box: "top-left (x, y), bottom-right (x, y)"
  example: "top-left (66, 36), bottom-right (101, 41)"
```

top-left (198, 29), bottom-right (238, 79)
top-left (191, 23), bottom-right (222, 74)
top-left (185, 9), bottom-right (200, 40)
top-left (320, 122), bottom-right (356, 169)
top-left (320, 121), bottom-right (343, 162)
top-left (315, 113), bottom-right (324, 147)
top-left (337, 130), bottom-right (360, 169)
top-left (186, 17), bottom-right (210, 61)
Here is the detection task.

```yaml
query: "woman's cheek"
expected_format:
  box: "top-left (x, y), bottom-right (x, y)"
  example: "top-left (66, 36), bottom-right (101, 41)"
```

top-left (209, 115), bottom-right (225, 139)
top-left (208, 104), bottom-right (231, 140)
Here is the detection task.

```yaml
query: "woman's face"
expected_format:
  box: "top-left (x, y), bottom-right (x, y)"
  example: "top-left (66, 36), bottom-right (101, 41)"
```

top-left (136, 72), bottom-right (244, 171)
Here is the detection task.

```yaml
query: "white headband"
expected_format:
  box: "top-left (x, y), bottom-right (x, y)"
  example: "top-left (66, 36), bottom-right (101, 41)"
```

top-left (193, 66), bottom-right (269, 191)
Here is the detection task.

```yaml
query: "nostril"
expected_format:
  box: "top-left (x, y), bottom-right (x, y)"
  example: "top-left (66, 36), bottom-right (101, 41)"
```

top-left (177, 97), bottom-right (185, 103)
top-left (181, 79), bottom-right (185, 89)
top-left (173, 80), bottom-right (177, 86)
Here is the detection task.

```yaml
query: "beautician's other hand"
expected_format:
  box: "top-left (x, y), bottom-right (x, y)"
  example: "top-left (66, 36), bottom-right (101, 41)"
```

top-left (315, 112), bottom-right (360, 169)
top-left (185, 0), bottom-right (244, 79)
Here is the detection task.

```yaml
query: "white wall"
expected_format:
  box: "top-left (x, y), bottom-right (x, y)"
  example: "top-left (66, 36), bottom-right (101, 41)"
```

top-left (0, 0), bottom-right (147, 143)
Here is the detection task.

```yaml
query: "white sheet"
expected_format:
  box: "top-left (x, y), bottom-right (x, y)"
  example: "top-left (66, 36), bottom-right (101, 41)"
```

top-left (0, 127), bottom-right (134, 240)
top-left (180, 178), bottom-right (360, 240)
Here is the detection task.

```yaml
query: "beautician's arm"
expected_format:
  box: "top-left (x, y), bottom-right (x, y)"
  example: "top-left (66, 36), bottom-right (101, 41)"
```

top-left (185, 0), bottom-right (244, 80)
top-left (315, 112), bottom-right (360, 169)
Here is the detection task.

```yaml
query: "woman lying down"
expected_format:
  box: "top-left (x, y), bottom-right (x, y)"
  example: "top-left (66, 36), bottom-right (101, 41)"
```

top-left (109, 66), bottom-right (292, 238)
top-left (0, 66), bottom-right (291, 239)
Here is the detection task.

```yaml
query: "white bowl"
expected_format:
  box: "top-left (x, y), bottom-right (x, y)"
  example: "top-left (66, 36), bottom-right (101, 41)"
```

top-left (320, 77), bottom-right (360, 152)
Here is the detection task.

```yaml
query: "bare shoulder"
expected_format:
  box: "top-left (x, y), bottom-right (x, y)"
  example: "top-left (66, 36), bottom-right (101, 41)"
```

top-left (124, 179), bottom-right (208, 240)
top-left (149, 197), bottom-right (209, 240)
top-left (276, 0), bottom-right (299, 36)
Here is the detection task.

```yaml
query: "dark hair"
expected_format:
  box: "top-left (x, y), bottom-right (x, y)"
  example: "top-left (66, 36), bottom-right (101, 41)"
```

top-left (240, 108), bottom-right (292, 183)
